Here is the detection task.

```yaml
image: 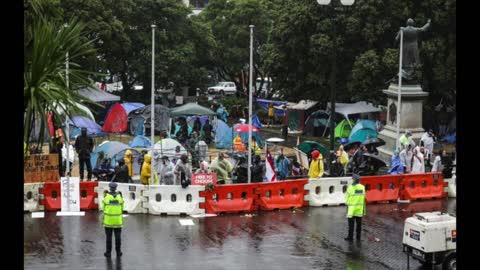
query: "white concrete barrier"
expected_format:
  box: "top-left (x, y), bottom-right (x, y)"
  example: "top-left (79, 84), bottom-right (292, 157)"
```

top-left (444, 175), bottom-right (456, 198)
top-left (24, 183), bottom-right (44, 212)
top-left (304, 177), bottom-right (352, 206)
top-left (145, 185), bottom-right (205, 215)
top-left (95, 182), bottom-right (148, 213)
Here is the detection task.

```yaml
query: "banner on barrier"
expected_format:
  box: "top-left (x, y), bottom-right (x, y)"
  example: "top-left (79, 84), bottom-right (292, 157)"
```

top-left (60, 177), bottom-right (80, 212)
top-left (192, 173), bottom-right (217, 185)
top-left (24, 154), bottom-right (60, 183)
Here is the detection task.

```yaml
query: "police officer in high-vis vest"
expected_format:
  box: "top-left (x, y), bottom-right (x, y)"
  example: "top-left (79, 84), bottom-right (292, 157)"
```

top-left (344, 174), bottom-right (366, 241)
top-left (103, 182), bottom-right (124, 257)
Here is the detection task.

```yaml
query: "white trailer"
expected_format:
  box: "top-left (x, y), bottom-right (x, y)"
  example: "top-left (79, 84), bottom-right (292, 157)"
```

top-left (402, 212), bottom-right (456, 269)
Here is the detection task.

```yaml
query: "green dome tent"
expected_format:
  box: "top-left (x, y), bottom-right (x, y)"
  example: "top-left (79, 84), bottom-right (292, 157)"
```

top-left (334, 119), bottom-right (355, 139)
top-left (349, 120), bottom-right (377, 143)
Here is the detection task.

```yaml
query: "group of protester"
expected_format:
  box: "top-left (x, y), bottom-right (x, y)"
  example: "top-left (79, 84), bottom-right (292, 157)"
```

top-left (389, 129), bottom-right (455, 177)
top-left (173, 117), bottom-right (214, 146)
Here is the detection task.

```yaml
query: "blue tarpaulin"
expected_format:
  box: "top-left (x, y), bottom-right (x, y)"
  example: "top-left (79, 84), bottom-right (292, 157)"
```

top-left (121, 102), bottom-right (145, 114)
top-left (252, 114), bottom-right (262, 129)
top-left (256, 99), bottom-right (287, 117)
top-left (215, 120), bottom-right (233, 149)
top-left (441, 133), bottom-right (456, 144)
top-left (129, 135), bottom-right (151, 148)
top-left (135, 118), bottom-right (145, 136)
top-left (67, 115), bottom-right (104, 139)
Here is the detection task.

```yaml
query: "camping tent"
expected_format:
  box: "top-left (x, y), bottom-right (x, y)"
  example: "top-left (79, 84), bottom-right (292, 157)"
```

top-left (332, 101), bottom-right (381, 121)
top-left (90, 141), bottom-right (141, 174)
top-left (103, 102), bottom-right (145, 133)
top-left (170, 103), bottom-right (216, 117)
top-left (76, 87), bottom-right (121, 102)
top-left (151, 138), bottom-right (187, 160)
top-left (349, 120), bottom-right (377, 143)
top-left (303, 110), bottom-right (329, 136)
top-left (67, 116), bottom-right (104, 139)
top-left (287, 100), bottom-right (319, 131)
top-left (322, 101), bottom-right (381, 137)
top-left (128, 104), bottom-right (170, 135)
top-left (151, 138), bottom-right (187, 173)
top-left (129, 135), bottom-right (151, 148)
top-left (76, 87), bottom-right (122, 122)
top-left (215, 120), bottom-right (233, 149)
top-left (335, 119), bottom-right (356, 139)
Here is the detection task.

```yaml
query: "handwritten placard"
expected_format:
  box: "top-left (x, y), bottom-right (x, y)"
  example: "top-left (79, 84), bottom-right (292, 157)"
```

top-left (191, 173), bottom-right (217, 185)
top-left (24, 154), bottom-right (60, 183)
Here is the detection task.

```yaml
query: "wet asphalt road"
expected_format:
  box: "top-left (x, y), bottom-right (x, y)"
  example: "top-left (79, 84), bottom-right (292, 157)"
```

top-left (24, 198), bottom-right (456, 270)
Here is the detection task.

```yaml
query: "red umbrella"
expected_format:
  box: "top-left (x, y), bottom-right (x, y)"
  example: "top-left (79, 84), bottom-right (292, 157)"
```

top-left (234, 124), bottom-right (259, 132)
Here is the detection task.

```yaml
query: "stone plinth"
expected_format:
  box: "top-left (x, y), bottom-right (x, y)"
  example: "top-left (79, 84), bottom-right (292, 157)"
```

top-left (377, 83), bottom-right (429, 161)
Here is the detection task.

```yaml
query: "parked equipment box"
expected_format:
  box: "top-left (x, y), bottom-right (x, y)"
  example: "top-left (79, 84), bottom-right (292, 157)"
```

top-left (402, 212), bottom-right (456, 269)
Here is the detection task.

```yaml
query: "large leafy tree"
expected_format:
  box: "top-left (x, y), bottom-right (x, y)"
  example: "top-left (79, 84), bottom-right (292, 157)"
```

top-left (264, 0), bottom-right (455, 112)
top-left (199, 0), bottom-right (272, 94)
top-left (61, 0), bottom-right (215, 101)
top-left (24, 0), bottom-right (97, 148)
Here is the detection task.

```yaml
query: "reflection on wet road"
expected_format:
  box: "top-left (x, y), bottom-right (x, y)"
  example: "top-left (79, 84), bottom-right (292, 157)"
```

top-left (24, 199), bottom-right (455, 270)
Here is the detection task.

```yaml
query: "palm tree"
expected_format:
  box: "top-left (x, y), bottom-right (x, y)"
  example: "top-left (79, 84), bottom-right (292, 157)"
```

top-left (24, 3), bottom-right (97, 151)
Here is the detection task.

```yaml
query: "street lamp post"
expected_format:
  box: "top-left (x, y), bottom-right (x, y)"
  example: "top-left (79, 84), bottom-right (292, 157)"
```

top-left (248, 25), bottom-right (254, 183)
top-left (316, 0), bottom-right (355, 165)
top-left (65, 51), bottom-right (70, 212)
top-left (151, 24), bottom-right (156, 184)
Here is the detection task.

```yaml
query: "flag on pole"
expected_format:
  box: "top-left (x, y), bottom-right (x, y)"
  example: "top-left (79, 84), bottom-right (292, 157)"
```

top-left (265, 148), bottom-right (277, 182)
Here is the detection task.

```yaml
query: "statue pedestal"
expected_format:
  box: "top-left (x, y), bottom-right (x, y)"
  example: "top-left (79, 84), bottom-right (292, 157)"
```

top-left (378, 83), bottom-right (429, 161)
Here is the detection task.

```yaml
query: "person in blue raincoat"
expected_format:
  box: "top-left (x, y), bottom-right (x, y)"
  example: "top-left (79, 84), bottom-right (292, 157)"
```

top-left (388, 149), bottom-right (404, 175)
top-left (216, 105), bottom-right (229, 122)
top-left (275, 153), bottom-right (290, 180)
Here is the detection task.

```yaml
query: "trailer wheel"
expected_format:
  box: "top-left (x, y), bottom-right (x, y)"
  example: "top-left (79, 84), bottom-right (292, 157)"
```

top-left (443, 254), bottom-right (456, 270)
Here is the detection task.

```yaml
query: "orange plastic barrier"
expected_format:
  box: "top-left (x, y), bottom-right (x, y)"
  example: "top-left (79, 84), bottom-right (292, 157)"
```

top-left (80, 181), bottom-right (98, 210)
top-left (199, 183), bottom-right (258, 214)
top-left (399, 172), bottom-right (447, 201)
top-left (41, 182), bottom-right (61, 211)
top-left (41, 181), bottom-right (99, 211)
top-left (361, 175), bottom-right (402, 203)
top-left (255, 179), bottom-right (308, 210)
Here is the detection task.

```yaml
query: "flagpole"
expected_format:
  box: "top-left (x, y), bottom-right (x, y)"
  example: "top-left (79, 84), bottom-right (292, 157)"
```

top-left (248, 25), bottom-right (254, 183)
top-left (395, 29), bottom-right (403, 150)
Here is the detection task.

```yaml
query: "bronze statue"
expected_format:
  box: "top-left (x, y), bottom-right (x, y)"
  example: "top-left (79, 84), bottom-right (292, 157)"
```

top-left (394, 18), bottom-right (431, 83)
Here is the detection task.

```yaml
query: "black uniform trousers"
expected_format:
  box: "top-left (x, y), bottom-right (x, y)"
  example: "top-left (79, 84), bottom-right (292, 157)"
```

top-left (347, 216), bottom-right (362, 240)
top-left (105, 227), bottom-right (122, 254)
top-left (79, 158), bottom-right (92, 180)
